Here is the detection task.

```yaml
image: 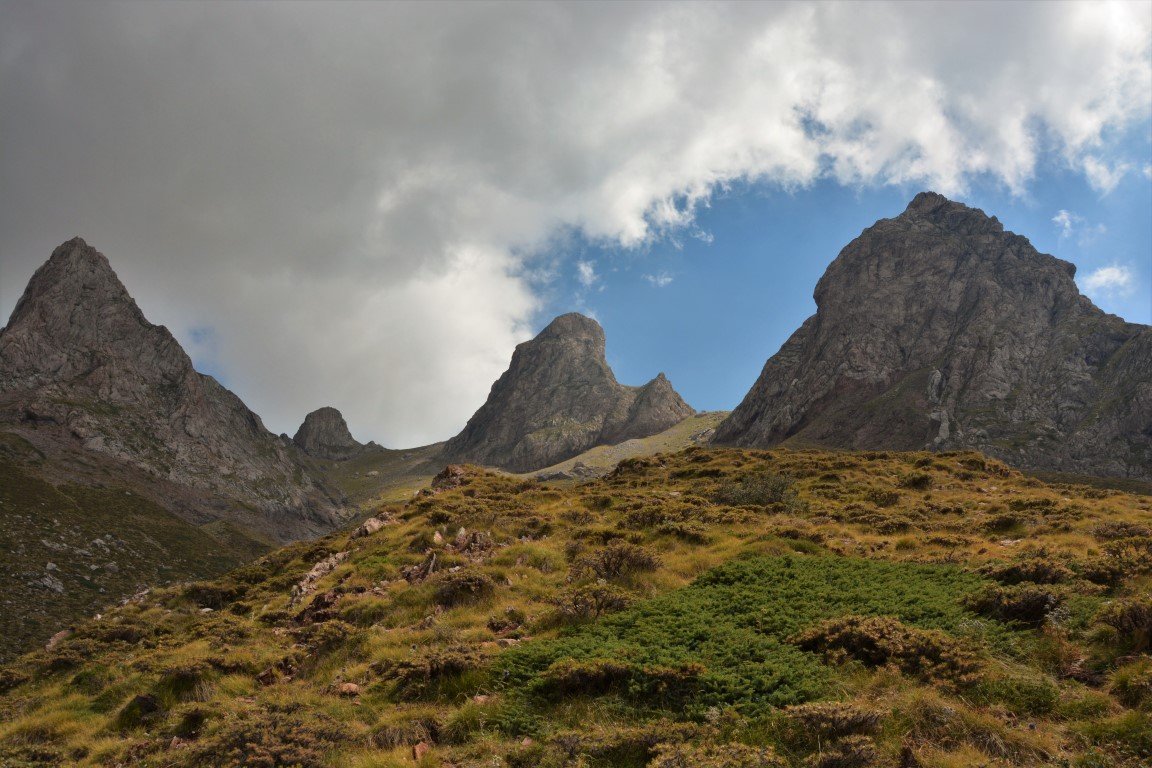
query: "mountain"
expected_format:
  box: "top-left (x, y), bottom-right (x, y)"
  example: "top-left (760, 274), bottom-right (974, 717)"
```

top-left (293, 406), bottom-right (367, 461)
top-left (441, 312), bottom-right (695, 472)
top-left (0, 238), bottom-right (345, 541)
top-left (714, 192), bottom-right (1152, 481)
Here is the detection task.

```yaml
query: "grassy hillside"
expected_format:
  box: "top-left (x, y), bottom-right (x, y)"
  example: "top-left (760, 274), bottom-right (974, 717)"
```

top-left (0, 459), bottom-right (270, 663)
top-left (2, 446), bottom-right (1149, 767)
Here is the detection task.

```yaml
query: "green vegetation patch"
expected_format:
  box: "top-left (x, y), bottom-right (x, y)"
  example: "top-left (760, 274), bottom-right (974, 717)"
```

top-left (498, 554), bottom-right (992, 717)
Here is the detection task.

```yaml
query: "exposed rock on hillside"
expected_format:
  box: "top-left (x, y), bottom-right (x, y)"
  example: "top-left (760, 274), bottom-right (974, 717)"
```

top-left (293, 407), bottom-right (364, 461)
top-left (441, 313), bottom-right (694, 472)
top-left (0, 237), bottom-right (344, 541)
top-left (714, 192), bottom-right (1151, 481)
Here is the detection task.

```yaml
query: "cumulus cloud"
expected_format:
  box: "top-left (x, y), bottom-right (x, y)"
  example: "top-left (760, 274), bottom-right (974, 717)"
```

top-left (1, 1), bottom-right (1149, 444)
top-left (1081, 264), bottom-right (1136, 298)
top-left (644, 272), bottom-right (675, 288)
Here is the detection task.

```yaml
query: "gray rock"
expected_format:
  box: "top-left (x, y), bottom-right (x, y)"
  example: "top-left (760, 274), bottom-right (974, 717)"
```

top-left (292, 406), bottom-right (364, 461)
top-left (441, 313), bottom-right (694, 472)
top-left (0, 238), bottom-right (345, 542)
top-left (714, 192), bottom-right (1151, 481)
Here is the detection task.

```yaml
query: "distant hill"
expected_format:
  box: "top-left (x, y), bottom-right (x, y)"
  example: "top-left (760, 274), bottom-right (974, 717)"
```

top-left (715, 192), bottom-right (1151, 481)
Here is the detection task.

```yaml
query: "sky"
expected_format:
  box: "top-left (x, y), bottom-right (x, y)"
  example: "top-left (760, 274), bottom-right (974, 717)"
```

top-left (1, 1), bottom-right (1149, 448)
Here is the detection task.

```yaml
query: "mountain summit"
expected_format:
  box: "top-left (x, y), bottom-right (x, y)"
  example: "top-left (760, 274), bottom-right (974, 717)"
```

top-left (0, 237), bottom-right (344, 541)
top-left (293, 406), bottom-right (365, 461)
top-left (714, 193), bottom-right (1151, 480)
top-left (441, 313), bottom-right (694, 472)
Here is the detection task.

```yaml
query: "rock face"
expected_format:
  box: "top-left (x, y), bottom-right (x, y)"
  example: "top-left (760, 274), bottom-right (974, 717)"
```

top-left (293, 407), bottom-right (364, 461)
top-left (0, 238), bottom-right (344, 541)
top-left (714, 192), bottom-right (1151, 481)
top-left (441, 313), bottom-right (694, 472)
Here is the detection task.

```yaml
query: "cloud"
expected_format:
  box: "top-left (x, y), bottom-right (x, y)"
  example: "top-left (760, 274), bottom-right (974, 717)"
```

top-left (1083, 156), bottom-right (1131, 194)
top-left (0, 1), bottom-right (1149, 444)
top-left (1144, 164), bottom-right (1152, 179)
top-left (576, 260), bottom-right (599, 288)
top-left (1052, 209), bottom-right (1081, 237)
top-left (644, 272), bottom-right (675, 288)
top-left (1081, 264), bottom-right (1136, 298)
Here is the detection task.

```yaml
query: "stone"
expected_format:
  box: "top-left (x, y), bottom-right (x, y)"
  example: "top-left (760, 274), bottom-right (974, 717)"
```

top-left (714, 193), bottom-right (1151, 481)
top-left (441, 313), bottom-right (694, 472)
top-left (292, 407), bottom-right (365, 461)
top-left (338, 682), bottom-right (361, 697)
top-left (44, 628), bottom-right (72, 651)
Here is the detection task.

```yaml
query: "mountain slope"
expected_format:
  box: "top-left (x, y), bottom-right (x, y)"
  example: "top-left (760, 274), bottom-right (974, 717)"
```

top-left (2, 446), bottom-right (1149, 767)
top-left (441, 313), bottom-right (694, 472)
top-left (714, 192), bottom-right (1151, 481)
top-left (0, 237), bottom-right (345, 542)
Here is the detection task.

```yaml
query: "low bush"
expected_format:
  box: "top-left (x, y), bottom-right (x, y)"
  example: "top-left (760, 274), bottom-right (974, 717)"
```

top-left (380, 646), bottom-right (486, 698)
top-left (431, 570), bottom-right (496, 607)
top-left (791, 615), bottom-right (981, 686)
top-left (714, 472), bottom-right (796, 507)
top-left (1110, 658), bottom-right (1152, 708)
top-left (1094, 598), bottom-right (1152, 653)
top-left (570, 541), bottom-right (660, 581)
top-left (183, 707), bottom-right (350, 768)
top-left (963, 584), bottom-right (1062, 626)
top-left (549, 583), bottom-right (633, 623)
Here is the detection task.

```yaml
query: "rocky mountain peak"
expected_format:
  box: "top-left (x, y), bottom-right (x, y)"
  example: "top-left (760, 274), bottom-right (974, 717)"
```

top-left (0, 238), bottom-right (344, 541)
top-left (715, 193), bottom-right (1150, 480)
top-left (293, 407), bottom-right (364, 461)
top-left (441, 313), bottom-right (694, 472)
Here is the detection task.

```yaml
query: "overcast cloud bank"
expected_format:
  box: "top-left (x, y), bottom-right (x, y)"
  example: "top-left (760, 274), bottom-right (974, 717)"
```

top-left (1, 1), bottom-right (1149, 445)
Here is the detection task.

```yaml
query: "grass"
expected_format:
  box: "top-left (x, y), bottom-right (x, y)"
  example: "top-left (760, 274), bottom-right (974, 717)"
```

top-left (0, 445), bottom-right (1150, 767)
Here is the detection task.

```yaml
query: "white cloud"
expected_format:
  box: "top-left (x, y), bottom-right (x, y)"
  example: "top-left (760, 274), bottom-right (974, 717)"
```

top-left (1, 1), bottom-right (1149, 445)
top-left (1052, 209), bottom-right (1081, 237)
top-left (1081, 264), bottom-right (1136, 298)
top-left (644, 272), bottom-right (675, 288)
top-left (1144, 164), bottom-right (1152, 179)
top-left (576, 260), bottom-right (599, 288)
top-left (1083, 156), bottom-right (1132, 194)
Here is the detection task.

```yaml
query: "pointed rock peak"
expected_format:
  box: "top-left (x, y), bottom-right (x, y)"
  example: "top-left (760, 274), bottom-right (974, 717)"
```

top-left (293, 407), bottom-right (363, 461)
top-left (536, 312), bottom-right (604, 342)
top-left (898, 191), bottom-right (1003, 235)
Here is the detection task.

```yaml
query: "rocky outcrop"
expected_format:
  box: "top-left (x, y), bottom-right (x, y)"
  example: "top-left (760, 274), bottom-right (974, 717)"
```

top-left (293, 407), bottom-right (364, 461)
top-left (441, 313), bottom-right (694, 472)
top-left (0, 237), bottom-right (344, 541)
top-left (714, 192), bottom-right (1151, 481)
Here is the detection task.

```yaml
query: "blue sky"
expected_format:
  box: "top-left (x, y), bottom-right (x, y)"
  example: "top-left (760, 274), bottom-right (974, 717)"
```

top-left (2, 2), bottom-right (1149, 445)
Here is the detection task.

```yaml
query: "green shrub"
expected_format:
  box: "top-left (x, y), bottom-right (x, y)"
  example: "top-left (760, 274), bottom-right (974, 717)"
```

top-left (1110, 658), bottom-right (1152, 708)
top-left (185, 707), bottom-right (350, 768)
top-left (1095, 598), bottom-right (1152, 653)
top-left (964, 584), bottom-right (1062, 626)
top-left (791, 615), bottom-right (981, 686)
top-left (972, 674), bottom-right (1059, 715)
top-left (498, 556), bottom-right (990, 716)
top-left (899, 472), bottom-right (933, 490)
top-left (379, 646), bottom-right (486, 698)
top-left (549, 584), bottom-right (633, 623)
top-left (570, 541), bottom-right (660, 581)
top-left (714, 472), bottom-right (796, 507)
top-left (432, 570), bottom-right (496, 607)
